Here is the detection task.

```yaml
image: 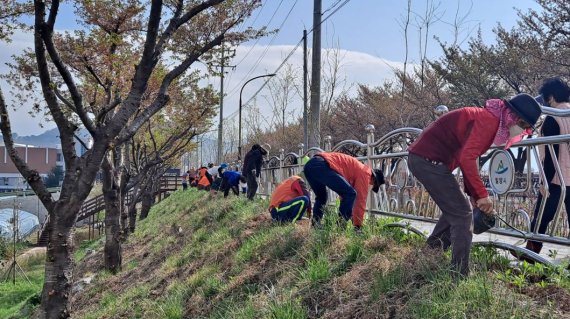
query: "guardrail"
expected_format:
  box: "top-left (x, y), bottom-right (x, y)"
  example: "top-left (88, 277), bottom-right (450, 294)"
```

top-left (0, 187), bottom-right (60, 198)
top-left (257, 120), bottom-right (570, 264)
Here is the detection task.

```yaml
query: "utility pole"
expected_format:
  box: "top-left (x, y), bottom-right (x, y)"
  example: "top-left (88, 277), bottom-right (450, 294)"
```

top-left (303, 29), bottom-right (308, 152)
top-left (200, 136), bottom-right (203, 166)
top-left (217, 45), bottom-right (225, 164)
top-left (282, 108), bottom-right (285, 138)
top-left (308, 0), bottom-right (322, 149)
top-left (215, 43), bottom-right (235, 164)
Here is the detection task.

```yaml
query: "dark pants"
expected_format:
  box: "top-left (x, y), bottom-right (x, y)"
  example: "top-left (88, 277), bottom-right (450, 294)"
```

top-left (182, 182), bottom-right (188, 190)
top-left (528, 183), bottom-right (570, 252)
top-left (304, 156), bottom-right (356, 224)
top-left (408, 154), bottom-right (473, 276)
top-left (211, 177), bottom-right (222, 191)
top-left (220, 176), bottom-right (240, 198)
top-left (270, 196), bottom-right (310, 222)
top-left (197, 184), bottom-right (210, 191)
top-left (245, 172), bottom-right (258, 200)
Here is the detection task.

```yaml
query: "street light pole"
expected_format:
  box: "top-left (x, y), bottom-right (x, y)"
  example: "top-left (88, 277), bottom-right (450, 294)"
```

top-left (238, 73), bottom-right (276, 160)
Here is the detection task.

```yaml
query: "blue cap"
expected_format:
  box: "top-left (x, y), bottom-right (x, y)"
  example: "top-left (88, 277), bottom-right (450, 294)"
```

top-left (220, 163), bottom-right (228, 169)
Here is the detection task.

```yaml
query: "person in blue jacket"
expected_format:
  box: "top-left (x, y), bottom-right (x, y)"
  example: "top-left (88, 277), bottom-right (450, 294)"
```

top-left (220, 170), bottom-right (247, 197)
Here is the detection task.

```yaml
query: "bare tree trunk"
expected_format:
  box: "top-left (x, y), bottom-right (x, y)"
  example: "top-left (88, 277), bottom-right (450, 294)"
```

top-left (102, 157), bottom-right (122, 274)
top-left (118, 144), bottom-right (130, 235)
top-left (127, 184), bottom-right (141, 233)
top-left (139, 187), bottom-right (153, 220)
top-left (128, 204), bottom-right (138, 232)
top-left (119, 177), bottom-right (129, 236)
top-left (38, 202), bottom-right (78, 319)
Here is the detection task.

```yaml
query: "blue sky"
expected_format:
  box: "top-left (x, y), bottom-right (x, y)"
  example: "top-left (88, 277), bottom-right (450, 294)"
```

top-left (0, 0), bottom-right (542, 135)
top-left (237, 0), bottom-right (540, 61)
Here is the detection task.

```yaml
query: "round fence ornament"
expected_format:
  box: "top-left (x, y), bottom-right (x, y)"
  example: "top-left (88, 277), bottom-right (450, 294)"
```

top-left (393, 158), bottom-right (409, 189)
top-left (489, 150), bottom-right (515, 195)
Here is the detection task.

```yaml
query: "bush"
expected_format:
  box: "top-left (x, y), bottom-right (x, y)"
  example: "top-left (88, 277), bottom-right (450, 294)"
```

top-left (44, 165), bottom-right (64, 188)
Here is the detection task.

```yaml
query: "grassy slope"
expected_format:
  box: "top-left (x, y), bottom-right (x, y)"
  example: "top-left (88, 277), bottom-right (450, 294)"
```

top-left (0, 252), bottom-right (44, 318)
top-left (0, 224), bottom-right (104, 318)
top-left (69, 189), bottom-right (570, 319)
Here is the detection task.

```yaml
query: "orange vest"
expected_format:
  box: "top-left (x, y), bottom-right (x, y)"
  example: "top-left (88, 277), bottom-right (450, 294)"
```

top-left (198, 168), bottom-right (210, 186)
top-left (269, 176), bottom-right (302, 210)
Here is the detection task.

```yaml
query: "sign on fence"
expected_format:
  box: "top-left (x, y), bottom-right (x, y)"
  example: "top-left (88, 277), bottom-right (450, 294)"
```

top-left (489, 150), bottom-right (515, 195)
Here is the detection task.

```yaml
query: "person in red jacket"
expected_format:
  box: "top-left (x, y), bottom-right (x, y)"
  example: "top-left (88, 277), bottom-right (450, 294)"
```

top-left (269, 175), bottom-right (312, 222)
top-left (303, 152), bottom-right (384, 232)
top-left (408, 93), bottom-right (542, 276)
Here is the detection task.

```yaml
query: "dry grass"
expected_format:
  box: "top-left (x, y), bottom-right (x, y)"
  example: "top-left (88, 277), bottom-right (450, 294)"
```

top-left (68, 189), bottom-right (570, 319)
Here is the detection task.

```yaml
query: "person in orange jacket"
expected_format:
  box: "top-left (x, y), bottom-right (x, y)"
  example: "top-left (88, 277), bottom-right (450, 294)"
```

top-left (269, 175), bottom-right (312, 222)
top-left (197, 166), bottom-right (213, 191)
top-left (303, 152), bottom-right (384, 231)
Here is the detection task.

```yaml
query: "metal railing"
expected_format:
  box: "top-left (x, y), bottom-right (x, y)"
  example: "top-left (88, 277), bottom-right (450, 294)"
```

top-left (257, 120), bottom-right (570, 255)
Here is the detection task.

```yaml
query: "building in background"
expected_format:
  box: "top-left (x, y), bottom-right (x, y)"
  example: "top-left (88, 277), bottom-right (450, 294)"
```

top-left (0, 143), bottom-right (63, 192)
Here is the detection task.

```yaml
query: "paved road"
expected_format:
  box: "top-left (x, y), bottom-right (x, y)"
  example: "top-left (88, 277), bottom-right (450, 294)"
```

top-left (404, 219), bottom-right (570, 265)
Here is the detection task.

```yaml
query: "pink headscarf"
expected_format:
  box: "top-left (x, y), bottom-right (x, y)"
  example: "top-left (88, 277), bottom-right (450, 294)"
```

top-left (485, 99), bottom-right (532, 148)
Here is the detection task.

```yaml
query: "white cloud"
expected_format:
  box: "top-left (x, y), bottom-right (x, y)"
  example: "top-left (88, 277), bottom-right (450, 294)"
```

top-left (1, 35), bottom-right (403, 136)
top-left (202, 45), bottom-right (403, 129)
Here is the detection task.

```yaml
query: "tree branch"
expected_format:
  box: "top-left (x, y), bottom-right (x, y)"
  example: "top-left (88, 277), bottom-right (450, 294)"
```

top-left (74, 133), bottom-right (90, 150)
top-left (38, 1), bottom-right (97, 136)
top-left (147, 120), bottom-right (159, 156)
top-left (130, 0), bottom-right (163, 94)
top-left (83, 58), bottom-right (107, 90)
top-left (54, 88), bottom-right (76, 112)
top-left (0, 88), bottom-right (54, 212)
top-left (96, 98), bottom-right (122, 124)
top-left (116, 32), bottom-right (226, 143)
top-left (34, 0), bottom-right (76, 170)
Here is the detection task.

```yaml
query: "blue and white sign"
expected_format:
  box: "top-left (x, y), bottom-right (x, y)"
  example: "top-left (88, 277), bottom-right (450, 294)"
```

top-left (489, 150), bottom-right (514, 195)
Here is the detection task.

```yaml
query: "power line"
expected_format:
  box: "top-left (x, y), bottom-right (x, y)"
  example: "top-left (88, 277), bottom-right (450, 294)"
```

top-left (225, 0), bottom-right (297, 99)
top-left (241, 38), bottom-right (303, 108)
top-left (321, 0), bottom-right (344, 15)
top-left (231, 0), bottom-right (284, 69)
top-left (225, 0), bottom-right (276, 87)
top-left (237, 0), bottom-right (352, 111)
top-left (222, 0), bottom-right (353, 122)
top-left (320, 0), bottom-right (351, 26)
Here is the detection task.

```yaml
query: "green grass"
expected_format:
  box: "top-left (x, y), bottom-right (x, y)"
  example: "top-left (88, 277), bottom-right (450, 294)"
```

top-left (0, 258), bottom-right (44, 319)
top-left (74, 237), bottom-right (104, 262)
top-left (66, 189), bottom-right (570, 318)
top-left (407, 272), bottom-right (549, 319)
top-left (299, 253), bottom-right (331, 286)
top-left (269, 294), bottom-right (307, 319)
top-left (1, 233), bottom-right (105, 318)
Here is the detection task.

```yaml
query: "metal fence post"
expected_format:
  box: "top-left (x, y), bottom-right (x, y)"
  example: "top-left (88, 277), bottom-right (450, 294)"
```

top-left (279, 148), bottom-right (285, 184)
top-left (324, 135), bottom-right (332, 152)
